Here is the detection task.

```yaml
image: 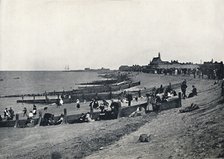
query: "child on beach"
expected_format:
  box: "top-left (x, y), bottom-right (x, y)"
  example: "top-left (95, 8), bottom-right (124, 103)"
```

top-left (55, 114), bottom-right (64, 125)
top-left (23, 107), bottom-right (27, 117)
top-left (76, 99), bottom-right (80, 109)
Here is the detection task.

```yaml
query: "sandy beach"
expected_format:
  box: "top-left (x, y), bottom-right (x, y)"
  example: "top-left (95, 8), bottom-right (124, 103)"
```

top-left (0, 73), bottom-right (223, 159)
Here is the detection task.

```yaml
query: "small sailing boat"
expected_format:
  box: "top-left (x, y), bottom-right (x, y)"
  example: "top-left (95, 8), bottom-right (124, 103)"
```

top-left (63, 65), bottom-right (70, 72)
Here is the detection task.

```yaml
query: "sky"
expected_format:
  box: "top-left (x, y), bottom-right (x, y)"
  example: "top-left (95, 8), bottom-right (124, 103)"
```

top-left (0, 0), bottom-right (224, 70)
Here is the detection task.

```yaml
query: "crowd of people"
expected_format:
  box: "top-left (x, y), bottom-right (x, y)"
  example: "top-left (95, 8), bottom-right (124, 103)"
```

top-left (0, 107), bottom-right (15, 121)
top-left (149, 66), bottom-right (223, 81)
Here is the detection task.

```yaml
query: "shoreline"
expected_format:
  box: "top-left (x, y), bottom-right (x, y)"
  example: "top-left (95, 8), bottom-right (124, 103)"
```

top-left (0, 73), bottom-right (223, 158)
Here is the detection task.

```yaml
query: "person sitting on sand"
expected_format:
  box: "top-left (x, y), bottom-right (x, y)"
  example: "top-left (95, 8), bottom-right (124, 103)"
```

top-left (43, 113), bottom-right (54, 126)
top-left (93, 100), bottom-right (99, 109)
top-left (110, 100), bottom-right (122, 119)
top-left (8, 107), bottom-right (14, 120)
top-left (55, 114), bottom-right (64, 125)
top-left (99, 103), bottom-right (105, 113)
top-left (25, 111), bottom-right (34, 126)
top-left (188, 85), bottom-right (197, 98)
top-left (171, 90), bottom-right (177, 96)
top-left (158, 85), bottom-right (164, 94)
top-left (164, 83), bottom-right (172, 94)
top-left (28, 111), bottom-right (34, 119)
top-left (129, 106), bottom-right (145, 117)
top-left (85, 112), bottom-right (94, 122)
top-left (78, 113), bottom-right (86, 123)
top-left (47, 114), bottom-right (55, 125)
top-left (33, 105), bottom-right (37, 115)
top-left (162, 92), bottom-right (169, 102)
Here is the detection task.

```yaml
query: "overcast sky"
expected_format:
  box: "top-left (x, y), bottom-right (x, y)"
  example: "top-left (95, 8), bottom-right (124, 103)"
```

top-left (0, 0), bottom-right (223, 70)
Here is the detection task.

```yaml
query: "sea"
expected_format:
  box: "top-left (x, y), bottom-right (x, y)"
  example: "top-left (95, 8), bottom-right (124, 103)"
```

top-left (0, 71), bottom-right (103, 115)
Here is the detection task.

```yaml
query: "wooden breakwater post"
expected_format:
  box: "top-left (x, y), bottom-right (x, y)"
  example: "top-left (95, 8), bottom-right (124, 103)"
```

top-left (36, 111), bottom-right (42, 127)
top-left (14, 114), bottom-right (19, 128)
top-left (109, 91), bottom-right (112, 99)
top-left (117, 101), bottom-right (122, 119)
top-left (178, 92), bottom-right (182, 107)
top-left (45, 91), bottom-right (48, 102)
top-left (63, 108), bottom-right (67, 124)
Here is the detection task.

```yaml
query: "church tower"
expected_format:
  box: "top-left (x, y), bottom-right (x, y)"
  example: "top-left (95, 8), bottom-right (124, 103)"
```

top-left (158, 52), bottom-right (161, 59)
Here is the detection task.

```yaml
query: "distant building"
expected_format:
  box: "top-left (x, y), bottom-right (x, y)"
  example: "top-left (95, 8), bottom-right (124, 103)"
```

top-left (84, 67), bottom-right (110, 72)
top-left (84, 68), bottom-right (91, 71)
top-left (149, 52), bottom-right (198, 70)
top-left (118, 52), bottom-right (200, 73)
top-left (150, 52), bottom-right (169, 66)
top-left (119, 65), bottom-right (131, 71)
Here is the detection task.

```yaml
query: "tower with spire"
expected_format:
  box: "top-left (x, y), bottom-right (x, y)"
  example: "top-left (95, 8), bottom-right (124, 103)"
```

top-left (150, 52), bottom-right (163, 65)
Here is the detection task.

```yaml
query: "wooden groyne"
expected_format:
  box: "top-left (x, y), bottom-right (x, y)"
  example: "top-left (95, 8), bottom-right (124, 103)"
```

top-left (16, 81), bottom-right (141, 104)
top-left (1, 95), bottom-right (182, 128)
top-left (2, 81), bottom-right (140, 99)
top-left (77, 79), bottom-right (118, 85)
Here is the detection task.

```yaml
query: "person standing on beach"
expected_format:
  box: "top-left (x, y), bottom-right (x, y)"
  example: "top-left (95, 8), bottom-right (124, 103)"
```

top-left (89, 99), bottom-right (94, 118)
top-left (76, 99), bottom-right (80, 109)
top-left (4, 108), bottom-right (9, 119)
top-left (126, 94), bottom-right (133, 106)
top-left (181, 80), bottom-right (188, 99)
top-left (23, 107), bottom-right (27, 117)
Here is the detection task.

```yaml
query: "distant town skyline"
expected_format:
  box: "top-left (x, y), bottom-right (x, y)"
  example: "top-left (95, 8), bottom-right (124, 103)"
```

top-left (0, 0), bottom-right (224, 70)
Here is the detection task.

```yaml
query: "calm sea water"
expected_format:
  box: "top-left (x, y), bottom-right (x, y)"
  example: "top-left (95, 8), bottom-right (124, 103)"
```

top-left (0, 71), bottom-right (102, 114)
